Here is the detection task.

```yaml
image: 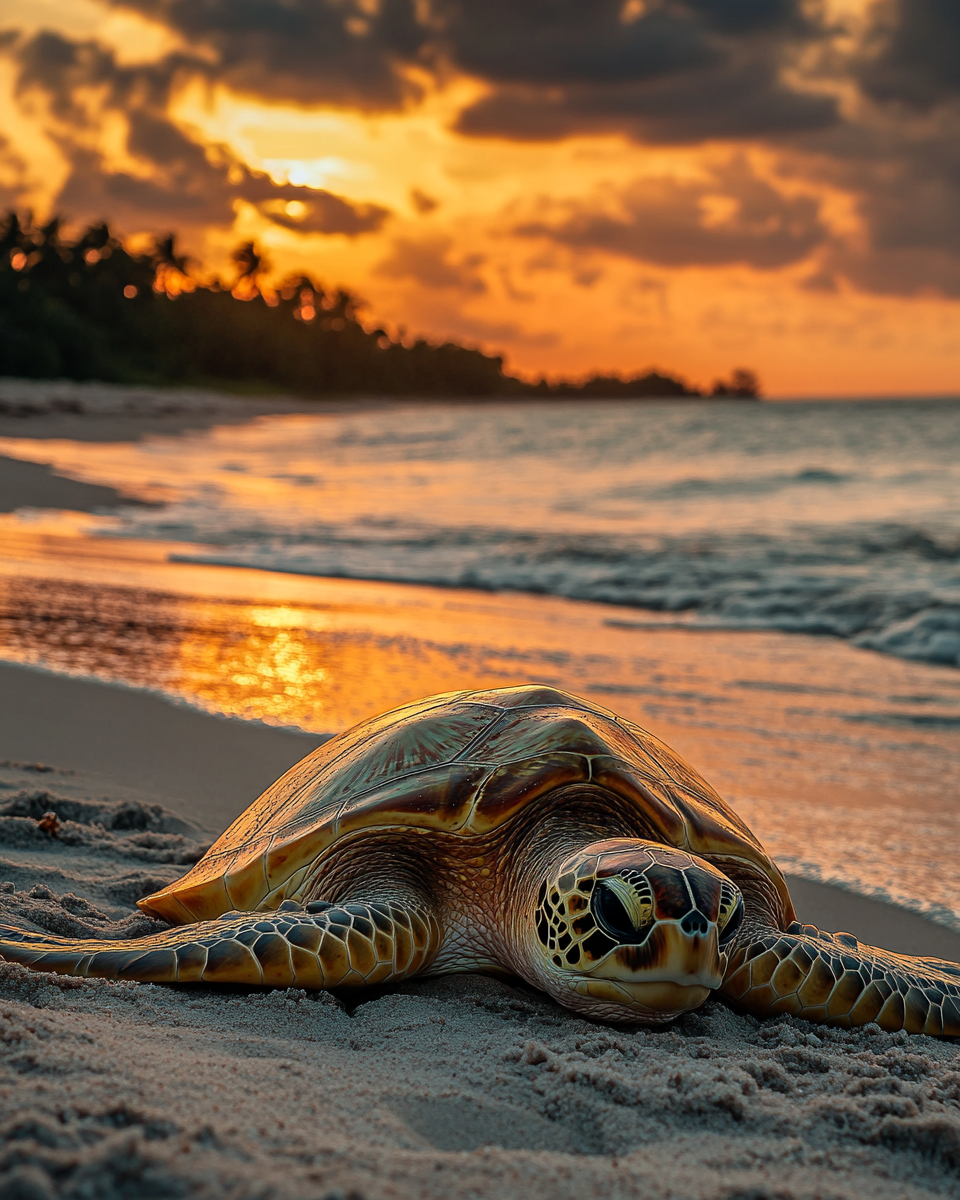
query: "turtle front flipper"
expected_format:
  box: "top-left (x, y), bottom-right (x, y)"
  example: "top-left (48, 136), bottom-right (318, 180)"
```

top-left (0, 900), bottom-right (440, 989)
top-left (722, 922), bottom-right (960, 1036)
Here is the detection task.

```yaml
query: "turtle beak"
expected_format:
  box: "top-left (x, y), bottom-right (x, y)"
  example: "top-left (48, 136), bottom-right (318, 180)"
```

top-left (591, 921), bottom-right (725, 991)
top-left (571, 977), bottom-right (713, 1016)
top-left (572, 922), bottom-right (724, 1018)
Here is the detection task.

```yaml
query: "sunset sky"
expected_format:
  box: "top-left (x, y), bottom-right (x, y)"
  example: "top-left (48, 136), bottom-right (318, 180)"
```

top-left (1, 0), bottom-right (959, 395)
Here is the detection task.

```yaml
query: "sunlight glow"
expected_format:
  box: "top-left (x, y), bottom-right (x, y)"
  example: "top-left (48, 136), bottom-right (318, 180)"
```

top-left (3, 0), bottom-right (960, 393)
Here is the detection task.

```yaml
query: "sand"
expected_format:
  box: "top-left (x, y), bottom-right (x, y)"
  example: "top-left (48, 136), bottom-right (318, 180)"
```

top-left (0, 377), bottom-right (351, 445)
top-left (0, 378), bottom-right (329, 516)
top-left (2, 667), bottom-right (960, 1200)
top-left (2, 383), bottom-right (960, 1198)
top-left (0, 456), bottom-right (141, 516)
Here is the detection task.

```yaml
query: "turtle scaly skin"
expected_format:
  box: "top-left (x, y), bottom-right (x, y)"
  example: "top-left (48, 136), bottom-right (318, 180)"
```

top-left (0, 900), bottom-right (439, 991)
top-left (724, 925), bottom-right (960, 1035)
top-left (1, 686), bottom-right (959, 1034)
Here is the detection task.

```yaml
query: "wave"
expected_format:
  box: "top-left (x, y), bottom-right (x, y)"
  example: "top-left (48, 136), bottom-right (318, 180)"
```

top-left (638, 466), bottom-right (854, 500)
top-left (144, 515), bottom-right (960, 669)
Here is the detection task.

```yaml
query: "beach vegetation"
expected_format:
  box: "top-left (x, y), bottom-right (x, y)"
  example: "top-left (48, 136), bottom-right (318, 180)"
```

top-left (0, 212), bottom-right (760, 400)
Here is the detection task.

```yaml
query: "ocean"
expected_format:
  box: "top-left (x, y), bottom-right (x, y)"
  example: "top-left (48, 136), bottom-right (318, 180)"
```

top-left (3, 396), bottom-right (958, 667)
top-left (1, 394), bottom-right (958, 929)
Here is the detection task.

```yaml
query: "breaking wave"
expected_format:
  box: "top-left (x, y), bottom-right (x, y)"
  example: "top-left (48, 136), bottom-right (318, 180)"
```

top-left (156, 517), bottom-right (960, 668)
top-left (8, 394), bottom-right (960, 668)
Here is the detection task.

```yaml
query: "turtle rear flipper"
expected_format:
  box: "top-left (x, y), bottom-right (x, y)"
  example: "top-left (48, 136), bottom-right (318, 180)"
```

top-left (0, 901), bottom-right (439, 989)
top-left (722, 923), bottom-right (960, 1035)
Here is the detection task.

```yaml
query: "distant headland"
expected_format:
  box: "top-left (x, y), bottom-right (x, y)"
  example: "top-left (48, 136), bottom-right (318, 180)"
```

top-left (1, 213), bottom-right (760, 401)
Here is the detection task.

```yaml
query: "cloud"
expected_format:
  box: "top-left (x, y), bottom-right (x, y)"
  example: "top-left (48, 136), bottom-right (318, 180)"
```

top-left (7, 0), bottom-right (960, 308)
top-left (516, 159), bottom-right (826, 270)
top-left (435, 0), bottom-right (816, 86)
top-left (240, 180), bottom-right (390, 236)
top-left (91, 0), bottom-right (839, 145)
top-left (410, 189), bottom-right (440, 215)
top-left (824, 141), bottom-right (960, 296)
top-left (799, 63), bottom-right (960, 296)
top-left (446, 0), bottom-right (837, 142)
top-left (3, 31), bottom-right (391, 236)
top-left (456, 65), bottom-right (836, 144)
top-left (3, 2), bottom-right (841, 155)
top-left (374, 235), bottom-right (487, 292)
top-left (857, 0), bottom-right (960, 110)
top-left (104, 0), bottom-right (427, 109)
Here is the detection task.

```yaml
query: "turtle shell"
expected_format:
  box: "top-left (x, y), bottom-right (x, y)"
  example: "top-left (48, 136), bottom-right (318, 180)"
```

top-left (140, 685), bottom-right (793, 924)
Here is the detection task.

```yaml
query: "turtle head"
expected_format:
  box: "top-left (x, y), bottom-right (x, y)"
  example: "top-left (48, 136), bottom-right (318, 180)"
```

top-left (529, 839), bottom-right (743, 1024)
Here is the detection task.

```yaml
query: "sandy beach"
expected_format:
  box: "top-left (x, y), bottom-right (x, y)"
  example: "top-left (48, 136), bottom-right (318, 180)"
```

top-left (1, 385), bottom-right (960, 1198)
top-left (2, 662), bottom-right (960, 1199)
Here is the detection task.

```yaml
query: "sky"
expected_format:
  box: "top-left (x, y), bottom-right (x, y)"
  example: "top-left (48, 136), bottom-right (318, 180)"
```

top-left (1, 0), bottom-right (959, 396)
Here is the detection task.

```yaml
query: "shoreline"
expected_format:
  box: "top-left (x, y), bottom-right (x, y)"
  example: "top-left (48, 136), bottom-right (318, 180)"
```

top-left (0, 454), bottom-right (146, 513)
top-left (1, 382), bottom-right (959, 681)
top-left (0, 377), bottom-right (344, 445)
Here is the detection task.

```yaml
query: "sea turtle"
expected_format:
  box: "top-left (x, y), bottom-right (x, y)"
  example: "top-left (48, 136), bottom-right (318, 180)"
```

top-left (2, 685), bottom-right (959, 1033)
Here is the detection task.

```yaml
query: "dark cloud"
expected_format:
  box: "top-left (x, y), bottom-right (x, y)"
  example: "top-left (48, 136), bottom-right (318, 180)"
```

top-left (253, 187), bottom-right (389, 236)
top-left (456, 62), bottom-right (836, 143)
top-left (790, 76), bottom-right (960, 298)
top-left (410, 189), bottom-right (440, 215)
top-left (374, 236), bottom-right (487, 292)
top-left (4, 31), bottom-right (391, 237)
top-left (515, 159), bottom-right (826, 270)
top-left (437, 2), bottom-right (717, 87)
top-left (857, 0), bottom-right (960, 109)
top-left (13, 30), bottom-right (188, 132)
top-left (11, 32), bottom-right (239, 227)
top-left (7, 0), bottom-right (960, 305)
top-left (445, 0), bottom-right (836, 142)
top-left (809, 115), bottom-right (960, 297)
top-left (8, 0), bottom-right (840, 157)
top-left (90, 0), bottom-right (839, 144)
top-left (108, 0), bottom-right (427, 109)
top-left (679, 0), bottom-right (807, 37)
top-left (54, 148), bottom-right (226, 226)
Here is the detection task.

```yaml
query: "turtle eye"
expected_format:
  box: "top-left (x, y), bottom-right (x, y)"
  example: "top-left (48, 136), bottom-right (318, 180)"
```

top-left (718, 893), bottom-right (744, 948)
top-left (593, 882), bottom-right (638, 942)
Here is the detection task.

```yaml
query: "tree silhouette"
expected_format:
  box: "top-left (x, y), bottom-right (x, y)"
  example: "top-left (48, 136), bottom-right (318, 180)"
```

top-left (152, 233), bottom-right (195, 296)
top-left (231, 241), bottom-right (268, 300)
top-left (711, 368), bottom-right (762, 398)
top-left (0, 210), bottom-right (759, 400)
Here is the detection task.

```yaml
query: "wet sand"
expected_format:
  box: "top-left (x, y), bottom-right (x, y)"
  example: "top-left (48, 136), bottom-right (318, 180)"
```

top-left (0, 378), bottom-right (322, 513)
top-left (0, 455), bottom-right (141, 515)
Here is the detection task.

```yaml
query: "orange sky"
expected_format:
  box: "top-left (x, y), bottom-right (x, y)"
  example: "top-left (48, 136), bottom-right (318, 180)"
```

top-left (1, 0), bottom-right (959, 395)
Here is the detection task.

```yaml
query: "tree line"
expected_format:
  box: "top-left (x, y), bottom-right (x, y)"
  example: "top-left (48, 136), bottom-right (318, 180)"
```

top-left (0, 213), bottom-right (760, 400)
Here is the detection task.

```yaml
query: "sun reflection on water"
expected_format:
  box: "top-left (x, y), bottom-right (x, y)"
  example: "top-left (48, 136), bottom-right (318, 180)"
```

top-left (172, 603), bottom-right (330, 726)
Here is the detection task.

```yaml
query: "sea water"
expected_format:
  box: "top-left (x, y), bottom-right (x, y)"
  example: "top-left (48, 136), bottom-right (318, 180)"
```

top-left (3, 397), bottom-right (958, 667)
top-left (1, 396), bottom-right (959, 928)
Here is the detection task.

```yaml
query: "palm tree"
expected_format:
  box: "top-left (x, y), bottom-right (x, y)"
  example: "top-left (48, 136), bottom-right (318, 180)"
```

top-left (231, 241), bottom-right (270, 300)
top-left (152, 232), bottom-right (194, 295)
